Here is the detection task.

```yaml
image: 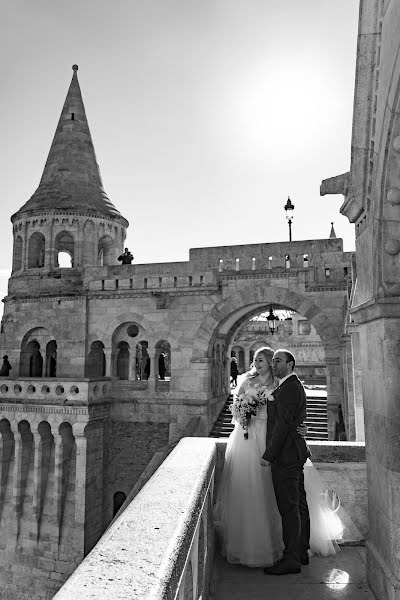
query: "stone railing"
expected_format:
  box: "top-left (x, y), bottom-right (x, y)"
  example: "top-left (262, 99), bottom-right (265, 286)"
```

top-left (54, 438), bottom-right (367, 599)
top-left (54, 437), bottom-right (217, 600)
top-left (0, 377), bottom-right (111, 406)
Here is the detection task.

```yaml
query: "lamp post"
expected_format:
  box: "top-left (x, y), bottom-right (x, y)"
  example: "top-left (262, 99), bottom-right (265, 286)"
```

top-left (267, 306), bottom-right (278, 335)
top-left (284, 197), bottom-right (295, 242)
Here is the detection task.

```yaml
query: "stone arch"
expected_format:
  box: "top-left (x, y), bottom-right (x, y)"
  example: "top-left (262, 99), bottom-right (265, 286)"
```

top-left (27, 232), bottom-right (45, 268)
top-left (13, 235), bottom-right (23, 272)
top-left (116, 341), bottom-right (130, 380)
top-left (111, 321), bottom-right (145, 380)
top-left (54, 231), bottom-right (74, 268)
top-left (85, 341), bottom-right (106, 378)
top-left (193, 284), bottom-right (341, 358)
top-left (45, 340), bottom-right (57, 377)
top-left (98, 235), bottom-right (114, 266)
top-left (82, 220), bottom-right (95, 265)
top-left (137, 340), bottom-right (150, 381)
top-left (192, 283), bottom-right (344, 438)
top-left (155, 339), bottom-right (171, 380)
top-left (99, 313), bottom-right (154, 344)
top-left (20, 327), bottom-right (55, 377)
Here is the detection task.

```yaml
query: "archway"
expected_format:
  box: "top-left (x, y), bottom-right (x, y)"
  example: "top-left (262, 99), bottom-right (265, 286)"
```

top-left (116, 342), bottom-right (130, 380)
top-left (192, 283), bottom-right (344, 440)
top-left (27, 232), bottom-right (45, 269)
top-left (20, 327), bottom-right (55, 377)
top-left (86, 341), bottom-right (106, 378)
top-left (54, 231), bottom-right (74, 268)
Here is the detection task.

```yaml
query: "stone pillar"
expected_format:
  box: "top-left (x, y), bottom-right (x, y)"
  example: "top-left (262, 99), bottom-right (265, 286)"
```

top-left (53, 432), bottom-right (63, 543)
top-left (12, 427), bottom-right (22, 518)
top-left (147, 346), bottom-right (156, 393)
top-left (354, 310), bottom-right (400, 599)
top-left (325, 345), bottom-right (344, 440)
top-left (32, 432), bottom-right (42, 541)
top-left (343, 334), bottom-right (355, 440)
top-left (104, 346), bottom-right (112, 377)
top-left (74, 426), bottom-right (87, 528)
top-left (350, 329), bottom-right (364, 441)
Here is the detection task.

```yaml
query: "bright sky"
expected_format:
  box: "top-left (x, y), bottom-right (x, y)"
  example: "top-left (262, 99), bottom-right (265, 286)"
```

top-left (0, 0), bottom-right (359, 309)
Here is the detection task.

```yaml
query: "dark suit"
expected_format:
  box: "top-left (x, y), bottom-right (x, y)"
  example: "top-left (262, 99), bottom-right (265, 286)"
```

top-left (262, 373), bottom-right (310, 563)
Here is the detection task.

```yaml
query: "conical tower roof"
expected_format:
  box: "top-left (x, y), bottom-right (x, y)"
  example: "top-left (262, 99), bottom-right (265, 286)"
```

top-left (329, 222), bottom-right (337, 238)
top-left (12, 65), bottom-right (127, 225)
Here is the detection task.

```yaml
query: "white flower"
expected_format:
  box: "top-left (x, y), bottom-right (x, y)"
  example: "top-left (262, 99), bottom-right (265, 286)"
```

top-left (267, 394), bottom-right (275, 402)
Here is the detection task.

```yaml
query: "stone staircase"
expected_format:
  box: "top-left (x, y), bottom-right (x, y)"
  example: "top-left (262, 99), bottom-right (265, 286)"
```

top-left (209, 394), bottom-right (235, 438)
top-left (305, 392), bottom-right (328, 440)
top-left (209, 389), bottom-right (328, 440)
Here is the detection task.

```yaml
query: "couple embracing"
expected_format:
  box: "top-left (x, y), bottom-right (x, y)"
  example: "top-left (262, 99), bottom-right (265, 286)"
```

top-left (214, 346), bottom-right (342, 573)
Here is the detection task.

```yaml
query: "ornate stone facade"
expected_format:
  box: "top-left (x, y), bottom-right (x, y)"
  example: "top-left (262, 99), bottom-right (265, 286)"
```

top-left (321, 1), bottom-right (400, 598)
top-left (0, 66), bottom-right (355, 598)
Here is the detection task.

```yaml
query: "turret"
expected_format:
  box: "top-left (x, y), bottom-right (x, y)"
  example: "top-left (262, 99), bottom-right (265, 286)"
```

top-left (10, 65), bottom-right (128, 284)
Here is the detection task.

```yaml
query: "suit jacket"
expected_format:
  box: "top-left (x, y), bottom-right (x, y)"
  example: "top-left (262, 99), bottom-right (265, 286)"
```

top-left (262, 373), bottom-right (309, 466)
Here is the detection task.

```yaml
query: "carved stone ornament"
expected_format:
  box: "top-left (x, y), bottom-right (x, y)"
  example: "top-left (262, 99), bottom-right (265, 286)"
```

top-left (393, 136), bottom-right (400, 153)
top-left (386, 188), bottom-right (400, 205)
top-left (384, 238), bottom-right (400, 255)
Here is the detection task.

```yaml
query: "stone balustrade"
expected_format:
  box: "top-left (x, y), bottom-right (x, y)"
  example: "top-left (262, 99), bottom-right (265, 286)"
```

top-left (54, 437), bottom-right (217, 600)
top-left (54, 439), bottom-right (366, 599)
top-left (0, 377), bottom-right (111, 406)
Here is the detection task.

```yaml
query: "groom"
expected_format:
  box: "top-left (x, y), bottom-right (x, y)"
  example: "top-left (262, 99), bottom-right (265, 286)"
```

top-left (260, 349), bottom-right (310, 575)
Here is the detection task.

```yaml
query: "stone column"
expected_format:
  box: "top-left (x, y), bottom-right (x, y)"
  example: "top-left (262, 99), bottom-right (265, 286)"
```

top-left (32, 432), bottom-right (42, 541)
top-left (11, 427), bottom-right (22, 519)
top-left (73, 425), bottom-right (87, 528)
top-left (324, 345), bottom-right (344, 440)
top-left (53, 432), bottom-right (63, 543)
top-left (350, 329), bottom-right (364, 441)
top-left (104, 346), bottom-right (112, 377)
top-left (343, 334), bottom-right (355, 440)
top-left (146, 346), bottom-right (156, 393)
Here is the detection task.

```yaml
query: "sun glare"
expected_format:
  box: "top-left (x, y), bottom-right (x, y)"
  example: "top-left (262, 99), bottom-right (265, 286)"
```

top-left (222, 57), bottom-right (330, 162)
top-left (326, 568), bottom-right (350, 590)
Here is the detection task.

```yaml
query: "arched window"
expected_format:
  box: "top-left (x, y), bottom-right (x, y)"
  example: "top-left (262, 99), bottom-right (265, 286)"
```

top-left (116, 341), bottom-right (130, 380)
top-left (54, 231), bottom-right (74, 268)
top-left (155, 340), bottom-right (171, 381)
top-left (21, 340), bottom-right (43, 377)
top-left (28, 232), bottom-right (45, 268)
top-left (57, 251), bottom-right (72, 268)
top-left (13, 235), bottom-right (23, 271)
top-left (86, 341), bottom-right (106, 378)
top-left (20, 327), bottom-right (54, 377)
top-left (45, 340), bottom-right (57, 377)
top-left (98, 235), bottom-right (114, 266)
top-left (113, 491), bottom-right (127, 517)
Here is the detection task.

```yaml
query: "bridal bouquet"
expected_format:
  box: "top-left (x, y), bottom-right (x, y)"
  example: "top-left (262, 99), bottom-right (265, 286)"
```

top-left (230, 384), bottom-right (271, 439)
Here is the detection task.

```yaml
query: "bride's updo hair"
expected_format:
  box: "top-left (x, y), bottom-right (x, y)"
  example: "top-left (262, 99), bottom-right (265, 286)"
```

top-left (247, 346), bottom-right (276, 384)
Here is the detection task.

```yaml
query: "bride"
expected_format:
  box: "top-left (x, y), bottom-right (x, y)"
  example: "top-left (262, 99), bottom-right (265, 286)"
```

top-left (213, 346), bottom-right (346, 568)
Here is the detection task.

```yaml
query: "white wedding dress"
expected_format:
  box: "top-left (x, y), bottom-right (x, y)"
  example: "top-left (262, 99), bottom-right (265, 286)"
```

top-left (213, 378), bottom-right (355, 568)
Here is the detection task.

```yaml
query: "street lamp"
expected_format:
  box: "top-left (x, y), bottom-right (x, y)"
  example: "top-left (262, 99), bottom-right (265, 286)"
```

top-left (284, 197), bottom-right (295, 242)
top-left (267, 306), bottom-right (278, 335)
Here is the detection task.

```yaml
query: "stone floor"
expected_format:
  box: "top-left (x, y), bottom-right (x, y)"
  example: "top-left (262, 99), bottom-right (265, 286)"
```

top-left (210, 546), bottom-right (375, 599)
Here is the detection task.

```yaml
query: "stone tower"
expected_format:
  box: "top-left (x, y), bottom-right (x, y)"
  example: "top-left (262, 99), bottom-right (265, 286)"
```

top-left (8, 65), bottom-right (128, 378)
top-left (12, 64), bottom-right (128, 273)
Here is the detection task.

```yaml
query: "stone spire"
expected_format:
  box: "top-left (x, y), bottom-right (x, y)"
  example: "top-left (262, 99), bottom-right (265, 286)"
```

top-left (12, 65), bottom-right (127, 225)
top-left (329, 222), bottom-right (337, 238)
